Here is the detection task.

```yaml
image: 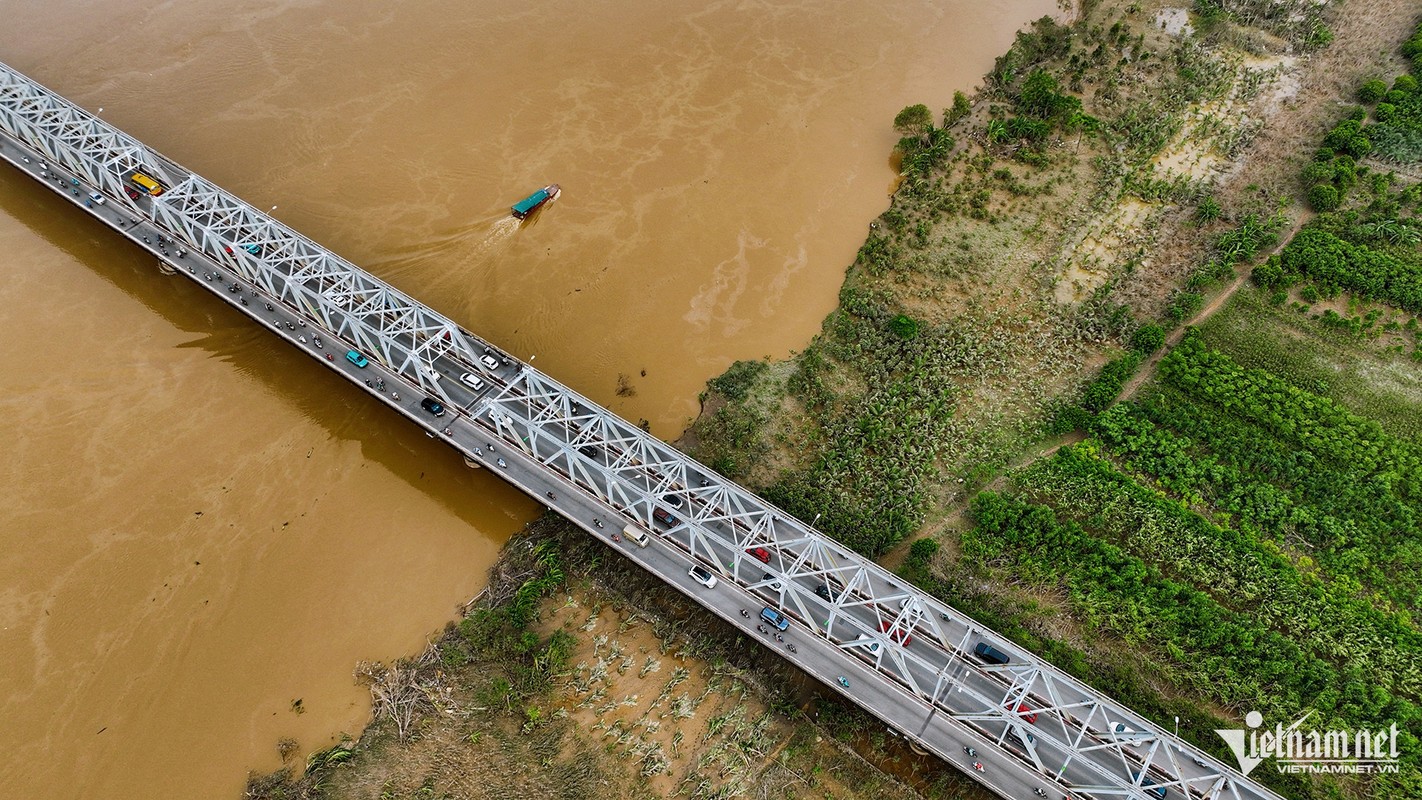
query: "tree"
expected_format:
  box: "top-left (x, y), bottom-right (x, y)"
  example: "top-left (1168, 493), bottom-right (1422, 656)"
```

top-left (945, 91), bottom-right (972, 126)
top-left (894, 104), bottom-right (934, 139)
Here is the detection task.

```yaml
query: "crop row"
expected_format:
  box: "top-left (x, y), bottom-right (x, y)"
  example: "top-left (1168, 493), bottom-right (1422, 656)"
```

top-left (1157, 332), bottom-right (1422, 484)
top-left (1274, 228), bottom-right (1422, 313)
top-left (1014, 444), bottom-right (1422, 703)
top-left (1091, 397), bottom-right (1422, 612)
top-left (964, 487), bottom-right (1422, 796)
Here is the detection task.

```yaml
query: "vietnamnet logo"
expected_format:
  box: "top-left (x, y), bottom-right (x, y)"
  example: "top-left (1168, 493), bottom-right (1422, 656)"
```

top-left (1216, 711), bottom-right (1401, 775)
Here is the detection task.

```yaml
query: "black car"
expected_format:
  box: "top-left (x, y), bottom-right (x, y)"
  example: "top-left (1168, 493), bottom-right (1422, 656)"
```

top-left (578, 445), bottom-right (599, 459)
top-left (815, 583), bottom-right (840, 602)
top-left (973, 641), bottom-right (1011, 665)
top-left (420, 397), bottom-right (446, 417)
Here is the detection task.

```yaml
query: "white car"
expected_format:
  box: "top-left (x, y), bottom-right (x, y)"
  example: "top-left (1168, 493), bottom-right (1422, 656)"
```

top-left (689, 564), bottom-right (717, 589)
top-left (459, 372), bottom-right (485, 391)
top-left (480, 354), bottom-right (500, 370)
top-left (87, 191), bottom-right (105, 205)
top-left (855, 634), bottom-right (881, 655)
top-left (1112, 722), bottom-right (1141, 748)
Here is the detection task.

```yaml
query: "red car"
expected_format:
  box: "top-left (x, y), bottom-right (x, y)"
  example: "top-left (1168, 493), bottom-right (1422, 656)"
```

top-left (745, 546), bottom-right (771, 563)
top-left (879, 619), bottom-right (912, 645)
top-left (123, 186), bottom-right (141, 201)
top-left (1007, 702), bottom-right (1039, 725)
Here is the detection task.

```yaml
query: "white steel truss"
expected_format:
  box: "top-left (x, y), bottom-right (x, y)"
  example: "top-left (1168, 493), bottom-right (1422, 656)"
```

top-left (475, 370), bottom-right (1275, 800)
top-left (0, 58), bottom-right (1283, 800)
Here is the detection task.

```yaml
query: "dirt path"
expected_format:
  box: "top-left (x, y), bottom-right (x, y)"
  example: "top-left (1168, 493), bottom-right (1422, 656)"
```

top-left (1114, 0), bottom-right (1417, 400)
top-left (1118, 220), bottom-right (1305, 401)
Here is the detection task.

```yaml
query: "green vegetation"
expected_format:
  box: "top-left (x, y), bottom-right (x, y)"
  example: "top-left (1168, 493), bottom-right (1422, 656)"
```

top-left (681, 2), bottom-right (1422, 799)
top-left (707, 359), bottom-right (768, 403)
top-left (1101, 333), bottom-right (1422, 609)
top-left (943, 331), bottom-right (1422, 800)
top-left (1274, 228), bottom-right (1422, 312)
top-left (1370, 21), bottom-right (1422, 164)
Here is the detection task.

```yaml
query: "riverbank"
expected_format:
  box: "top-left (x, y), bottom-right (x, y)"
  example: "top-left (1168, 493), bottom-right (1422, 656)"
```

top-left (247, 515), bottom-right (989, 799)
top-left (687, 0), bottom-right (1422, 799)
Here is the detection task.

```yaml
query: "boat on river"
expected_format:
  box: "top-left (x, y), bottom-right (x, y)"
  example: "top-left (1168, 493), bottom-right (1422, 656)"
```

top-left (511, 183), bottom-right (560, 219)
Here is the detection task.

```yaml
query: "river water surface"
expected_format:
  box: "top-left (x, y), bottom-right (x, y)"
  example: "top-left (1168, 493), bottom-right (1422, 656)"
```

top-left (0, 0), bottom-right (1056, 796)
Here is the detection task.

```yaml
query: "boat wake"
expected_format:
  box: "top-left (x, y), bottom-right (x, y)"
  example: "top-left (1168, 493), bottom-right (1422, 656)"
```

top-left (474, 216), bottom-right (522, 255)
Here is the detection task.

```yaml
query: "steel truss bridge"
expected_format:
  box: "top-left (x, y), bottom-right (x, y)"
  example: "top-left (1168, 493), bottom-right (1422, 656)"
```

top-left (0, 60), bottom-right (1282, 800)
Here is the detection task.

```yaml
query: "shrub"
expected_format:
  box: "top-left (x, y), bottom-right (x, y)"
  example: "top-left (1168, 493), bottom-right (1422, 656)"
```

top-left (1251, 257), bottom-right (1283, 288)
top-left (1323, 120), bottom-right (1361, 150)
top-left (1301, 161), bottom-right (1334, 186)
top-left (1130, 323), bottom-right (1166, 354)
top-left (1344, 135), bottom-right (1373, 158)
top-left (1404, 33), bottom-right (1422, 60)
top-left (1081, 352), bottom-right (1143, 413)
top-left (888, 314), bottom-right (920, 340)
top-left (1019, 69), bottom-right (1077, 119)
top-left (708, 359), bottom-right (768, 402)
top-left (1307, 183), bottom-right (1341, 211)
top-left (1376, 103), bottom-right (1398, 123)
top-left (907, 537), bottom-right (941, 565)
top-left (945, 91), bottom-right (972, 126)
top-left (1394, 75), bottom-right (1418, 94)
top-left (1359, 79), bottom-right (1388, 104)
top-left (1166, 291), bottom-right (1204, 322)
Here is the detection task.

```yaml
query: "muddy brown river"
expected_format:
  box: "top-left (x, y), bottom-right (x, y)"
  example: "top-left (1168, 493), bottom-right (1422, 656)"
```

top-left (0, 0), bottom-right (1057, 796)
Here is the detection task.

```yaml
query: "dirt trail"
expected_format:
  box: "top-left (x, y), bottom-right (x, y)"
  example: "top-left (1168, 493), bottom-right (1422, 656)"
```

top-left (1118, 221), bottom-right (1304, 402)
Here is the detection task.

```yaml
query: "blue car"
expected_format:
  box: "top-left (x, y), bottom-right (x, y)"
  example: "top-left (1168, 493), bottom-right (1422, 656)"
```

top-left (345, 350), bottom-right (369, 368)
top-left (759, 607), bottom-right (790, 632)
